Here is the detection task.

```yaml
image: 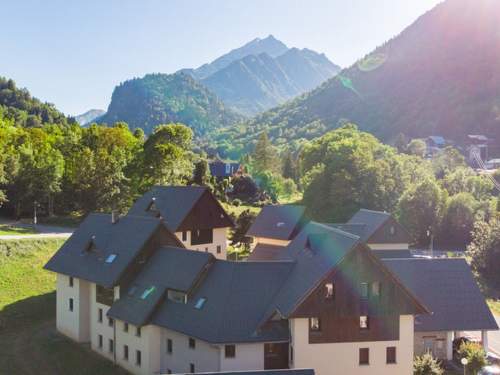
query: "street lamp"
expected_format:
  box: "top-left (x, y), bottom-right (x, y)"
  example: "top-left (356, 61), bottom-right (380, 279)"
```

top-left (461, 357), bottom-right (468, 375)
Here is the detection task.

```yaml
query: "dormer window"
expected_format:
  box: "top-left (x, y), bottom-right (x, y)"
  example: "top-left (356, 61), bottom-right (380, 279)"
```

top-left (360, 282), bottom-right (369, 299)
top-left (167, 290), bottom-right (187, 304)
top-left (84, 236), bottom-right (97, 253)
top-left (325, 283), bottom-right (334, 300)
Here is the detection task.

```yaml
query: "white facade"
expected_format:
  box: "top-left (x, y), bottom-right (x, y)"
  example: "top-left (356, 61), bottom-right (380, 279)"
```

top-left (218, 343), bottom-right (265, 372)
top-left (175, 227), bottom-right (229, 260)
top-left (289, 316), bottom-right (415, 375)
top-left (368, 243), bottom-right (409, 250)
top-left (56, 274), bottom-right (91, 342)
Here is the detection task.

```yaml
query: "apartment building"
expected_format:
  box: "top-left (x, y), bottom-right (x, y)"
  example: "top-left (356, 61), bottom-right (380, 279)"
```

top-left (45, 189), bottom-right (497, 375)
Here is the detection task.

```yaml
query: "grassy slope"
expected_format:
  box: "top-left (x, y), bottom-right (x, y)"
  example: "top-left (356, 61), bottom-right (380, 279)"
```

top-left (0, 224), bottom-right (37, 236)
top-left (488, 299), bottom-right (500, 315)
top-left (0, 238), bottom-right (128, 375)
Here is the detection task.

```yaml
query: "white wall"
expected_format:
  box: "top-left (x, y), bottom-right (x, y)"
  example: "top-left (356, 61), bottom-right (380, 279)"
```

top-left (90, 283), bottom-right (115, 363)
top-left (414, 331), bottom-right (452, 360)
top-left (159, 327), bottom-right (220, 374)
top-left (290, 315), bottom-right (414, 375)
top-left (219, 343), bottom-right (265, 372)
top-left (368, 243), bottom-right (409, 250)
top-left (56, 274), bottom-right (90, 343)
top-left (175, 227), bottom-right (228, 260)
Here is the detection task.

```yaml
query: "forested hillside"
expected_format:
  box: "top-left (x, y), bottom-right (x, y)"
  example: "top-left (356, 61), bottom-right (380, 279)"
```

top-left (211, 0), bottom-right (500, 156)
top-left (0, 77), bottom-right (75, 127)
top-left (99, 73), bottom-right (243, 135)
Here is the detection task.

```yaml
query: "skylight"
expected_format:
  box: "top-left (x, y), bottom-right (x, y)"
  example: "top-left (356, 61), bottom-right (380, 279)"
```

top-left (194, 297), bottom-right (206, 310)
top-left (105, 254), bottom-right (117, 264)
top-left (141, 286), bottom-right (156, 300)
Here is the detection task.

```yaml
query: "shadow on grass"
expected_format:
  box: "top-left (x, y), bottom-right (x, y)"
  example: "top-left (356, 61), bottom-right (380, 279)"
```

top-left (0, 292), bottom-right (130, 375)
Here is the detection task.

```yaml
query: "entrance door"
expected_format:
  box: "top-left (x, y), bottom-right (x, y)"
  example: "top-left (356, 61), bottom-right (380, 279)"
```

top-left (264, 343), bottom-right (289, 370)
top-left (423, 337), bottom-right (435, 356)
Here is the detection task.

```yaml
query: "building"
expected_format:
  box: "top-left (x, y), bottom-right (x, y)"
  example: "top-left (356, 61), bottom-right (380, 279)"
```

top-left (209, 159), bottom-right (243, 180)
top-left (128, 186), bottom-right (234, 259)
top-left (467, 134), bottom-right (489, 165)
top-left (425, 136), bottom-right (447, 156)
top-left (44, 193), bottom-right (498, 375)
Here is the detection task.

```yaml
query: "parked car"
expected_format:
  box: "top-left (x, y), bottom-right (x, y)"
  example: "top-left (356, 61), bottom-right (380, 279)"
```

top-left (479, 365), bottom-right (500, 375)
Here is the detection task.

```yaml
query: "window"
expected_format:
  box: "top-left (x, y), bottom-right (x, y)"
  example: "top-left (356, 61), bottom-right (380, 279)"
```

top-left (168, 290), bottom-right (187, 303)
top-left (141, 286), bottom-right (156, 299)
top-left (194, 297), bottom-right (206, 310)
top-left (360, 315), bottom-right (370, 330)
top-left (109, 339), bottom-right (114, 353)
top-left (98, 334), bottom-right (103, 349)
top-left (69, 276), bottom-right (74, 287)
top-left (205, 247), bottom-right (208, 252)
top-left (359, 348), bottom-right (369, 365)
top-left (372, 282), bottom-right (381, 298)
top-left (216, 245), bottom-right (222, 254)
top-left (124, 322), bottom-right (129, 332)
top-left (167, 338), bottom-right (173, 354)
top-left (360, 282), bottom-right (369, 299)
top-left (225, 345), bottom-right (236, 358)
top-left (290, 345), bottom-right (294, 363)
top-left (190, 363), bottom-right (195, 373)
top-left (310, 317), bottom-right (321, 332)
top-left (105, 254), bottom-right (117, 264)
top-left (191, 228), bottom-right (213, 245)
top-left (386, 347), bottom-right (396, 364)
top-left (136, 326), bottom-right (141, 337)
top-left (96, 285), bottom-right (114, 306)
top-left (325, 283), bottom-right (334, 299)
top-left (390, 225), bottom-right (396, 235)
top-left (98, 308), bottom-right (103, 323)
top-left (124, 345), bottom-right (129, 360)
top-left (182, 231), bottom-right (187, 241)
top-left (189, 337), bottom-right (196, 349)
top-left (136, 350), bottom-right (142, 366)
top-left (108, 317), bottom-right (114, 327)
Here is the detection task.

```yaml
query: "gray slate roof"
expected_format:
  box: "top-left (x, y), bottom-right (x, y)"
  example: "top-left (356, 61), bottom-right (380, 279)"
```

top-left (383, 258), bottom-right (498, 332)
top-left (152, 260), bottom-right (294, 344)
top-left (267, 222), bottom-right (361, 318)
top-left (346, 209), bottom-right (392, 242)
top-left (44, 214), bottom-right (163, 288)
top-left (190, 371), bottom-right (314, 375)
top-left (108, 247), bottom-right (213, 326)
top-left (128, 186), bottom-right (207, 231)
top-left (247, 243), bottom-right (286, 261)
top-left (247, 205), bottom-right (306, 241)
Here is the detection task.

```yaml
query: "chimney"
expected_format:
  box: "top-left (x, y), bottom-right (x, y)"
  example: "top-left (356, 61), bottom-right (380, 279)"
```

top-left (111, 211), bottom-right (119, 224)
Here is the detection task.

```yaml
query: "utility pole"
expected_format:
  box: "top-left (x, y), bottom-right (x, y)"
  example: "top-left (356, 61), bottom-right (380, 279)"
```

top-left (33, 200), bottom-right (38, 226)
top-left (427, 227), bottom-right (434, 258)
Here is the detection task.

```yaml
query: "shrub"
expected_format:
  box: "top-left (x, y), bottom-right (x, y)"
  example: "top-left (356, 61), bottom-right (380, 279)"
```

top-left (413, 352), bottom-right (443, 375)
top-left (458, 342), bottom-right (487, 375)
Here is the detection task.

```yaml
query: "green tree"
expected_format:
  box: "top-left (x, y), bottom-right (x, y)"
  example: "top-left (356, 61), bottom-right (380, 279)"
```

top-left (193, 159), bottom-right (210, 186)
top-left (394, 133), bottom-right (408, 153)
top-left (252, 132), bottom-right (280, 174)
top-left (282, 150), bottom-right (296, 181)
top-left (467, 219), bottom-right (500, 293)
top-left (413, 352), bottom-right (444, 375)
top-left (406, 139), bottom-right (426, 158)
top-left (433, 146), bottom-right (466, 178)
top-left (230, 209), bottom-right (257, 254)
top-left (397, 178), bottom-right (447, 244)
top-left (142, 123), bottom-right (194, 188)
top-left (458, 342), bottom-right (487, 375)
top-left (442, 167), bottom-right (493, 201)
top-left (440, 193), bottom-right (477, 245)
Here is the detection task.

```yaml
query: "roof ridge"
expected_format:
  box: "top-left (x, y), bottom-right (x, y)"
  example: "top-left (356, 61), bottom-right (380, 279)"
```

top-left (310, 221), bottom-right (361, 241)
top-left (358, 208), bottom-right (390, 215)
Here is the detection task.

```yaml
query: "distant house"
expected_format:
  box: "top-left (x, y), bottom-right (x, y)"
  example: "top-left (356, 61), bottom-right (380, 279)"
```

top-left (209, 159), bottom-right (242, 180)
top-left (467, 134), bottom-right (489, 165)
top-left (485, 158), bottom-right (500, 170)
top-left (425, 136), bottom-right (447, 156)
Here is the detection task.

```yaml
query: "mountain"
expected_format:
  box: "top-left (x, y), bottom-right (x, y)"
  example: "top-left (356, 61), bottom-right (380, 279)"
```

top-left (201, 48), bottom-right (341, 116)
top-left (181, 35), bottom-right (289, 80)
top-left (0, 76), bottom-right (74, 127)
top-left (99, 73), bottom-right (243, 135)
top-left (75, 109), bottom-right (105, 126)
top-left (220, 0), bottom-right (500, 152)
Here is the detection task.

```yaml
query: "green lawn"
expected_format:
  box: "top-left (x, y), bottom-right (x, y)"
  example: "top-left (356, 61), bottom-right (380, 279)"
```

top-left (488, 299), bottom-right (500, 315)
top-left (0, 224), bottom-right (37, 236)
top-left (0, 238), bottom-right (129, 375)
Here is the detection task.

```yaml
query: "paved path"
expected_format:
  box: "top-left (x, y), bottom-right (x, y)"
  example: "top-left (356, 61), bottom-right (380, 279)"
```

top-left (0, 221), bottom-right (74, 240)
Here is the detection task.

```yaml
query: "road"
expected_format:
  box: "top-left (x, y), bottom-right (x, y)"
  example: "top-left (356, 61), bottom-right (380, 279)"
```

top-left (0, 222), bottom-right (73, 240)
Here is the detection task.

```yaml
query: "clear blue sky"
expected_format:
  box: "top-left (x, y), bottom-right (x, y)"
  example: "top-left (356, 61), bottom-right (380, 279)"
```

top-left (0, 0), bottom-right (442, 115)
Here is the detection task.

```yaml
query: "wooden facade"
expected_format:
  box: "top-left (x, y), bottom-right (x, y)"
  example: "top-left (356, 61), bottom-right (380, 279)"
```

top-left (177, 190), bottom-right (233, 231)
top-left (291, 245), bottom-right (424, 344)
top-left (368, 216), bottom-right (411, 245)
